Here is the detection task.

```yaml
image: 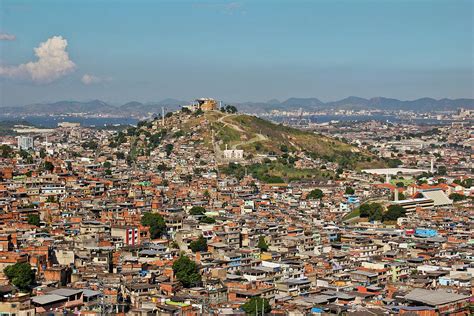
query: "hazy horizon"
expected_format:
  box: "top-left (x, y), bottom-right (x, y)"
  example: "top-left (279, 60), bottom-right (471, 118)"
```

top-left (3, 95), bottom-right (474, 109)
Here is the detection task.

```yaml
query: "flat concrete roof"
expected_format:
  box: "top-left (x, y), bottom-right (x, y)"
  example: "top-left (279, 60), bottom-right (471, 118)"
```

top-left (404, 288), bottom-right (470, 306)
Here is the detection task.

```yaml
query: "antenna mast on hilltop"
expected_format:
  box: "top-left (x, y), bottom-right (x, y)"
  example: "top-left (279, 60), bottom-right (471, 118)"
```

top-left (161, 107), bottom-right (165, 126)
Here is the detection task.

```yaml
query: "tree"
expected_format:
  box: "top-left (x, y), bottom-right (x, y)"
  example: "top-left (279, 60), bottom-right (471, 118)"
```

top-left (173, 130), bottom-right (185, 138)
top-left (189, 206), bottom-right (206, 216)
top-left (437, 165), bottom-right (447, 176)
top-left (345, 187), bottom-right (355, 195)
top-left (359, 203), bottom-right (384, 221)
top-left (391, 191), bottom-right (405, 201)
top-left (280, 145), bottom-right (288, 153)
top-left (194, 109), bottom-right (204, 116)
top-left (0, 145), bottom-right (13, 158)
top-left (449, 193), bottom-right (466, 202)
top-left (116, 152), bottom-right (125, 160)
top-left (39, 148), bottom-right (47, 158)
top-left (453, 178), bottom-right (472, 188)
top-left (257, 236), bottom-right (268, 252)
top-left (165, 144), bottom-right (174, 156)
top-left (241, 297), bottom-right (271, 315)
top-left (141, 212), bottom-right (166, 239)
top-left (172, 255), bottom-right (201, 288)
top-left (4, 263), bottom-right (35, 291)
top-left (250, 181), bottom-right (259, 194)
top-left (224, 105), bottom-right (238, 113)
top-left (27, 214), bottom-right (40, 226)
top-left (189, 235), bottom-right (208, 253)
top-left (200, 216), bottom-right (216, 224)
top-left (307, 189), bottom-right (324, 200)
top-left (387, 158), bottom-right (402, 168)
top-left (44, 161), bottom-right (54, 172)
top-left (82, 140), bottom-right (98, 150)
top-left (157, 163), bottom-right (169, 172)
top-left (19, 150), bottom-right (30, 160)
top-left (383, 205), bottom-right (406, 222)
top-left (103, 161), bottom-right (112, 169)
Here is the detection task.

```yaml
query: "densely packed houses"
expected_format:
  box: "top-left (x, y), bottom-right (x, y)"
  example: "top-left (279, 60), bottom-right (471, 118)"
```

top-left (0, 109), bottom-right (472, 316)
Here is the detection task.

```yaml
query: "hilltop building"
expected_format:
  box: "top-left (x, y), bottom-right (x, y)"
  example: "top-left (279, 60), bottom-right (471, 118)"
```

top-left (184, 98), bottom-right (220, 112)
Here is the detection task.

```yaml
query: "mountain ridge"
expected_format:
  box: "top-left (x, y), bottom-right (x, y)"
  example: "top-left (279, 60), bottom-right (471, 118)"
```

top-left (1, 97), bottom-right (472, 116)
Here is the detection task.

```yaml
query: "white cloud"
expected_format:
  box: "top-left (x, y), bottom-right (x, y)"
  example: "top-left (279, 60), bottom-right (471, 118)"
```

top-left (81, 74), bottom-right (109, 85)
top-left (0, 36), bottom-right (76, 83)
top-left (81, 74), bottom-right (100, 85)
top-left (0, 33), bottom-right (16, 41)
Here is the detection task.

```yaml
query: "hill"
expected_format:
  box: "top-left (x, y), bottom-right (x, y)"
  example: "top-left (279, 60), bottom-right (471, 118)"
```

top-left (1, 100), bottom-right (118, 115)
top-left (209, 112), bottom-right (382, 168)
top-left (126, 110), bottom-right (385, 183)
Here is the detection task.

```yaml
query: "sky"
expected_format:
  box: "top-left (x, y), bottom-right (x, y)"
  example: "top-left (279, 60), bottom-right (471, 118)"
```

top-left (0, 0), bottom-right (473, 106)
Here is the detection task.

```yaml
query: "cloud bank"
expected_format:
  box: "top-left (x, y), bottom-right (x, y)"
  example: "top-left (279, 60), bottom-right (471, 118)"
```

top-left (0, 33), bottom-right (16, 41)
top-left (0, 36), bottom-right (76, 83)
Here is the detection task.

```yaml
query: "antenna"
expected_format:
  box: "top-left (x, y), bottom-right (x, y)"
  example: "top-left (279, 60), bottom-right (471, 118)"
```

top-left (161, 107), bottom-right (165, 126)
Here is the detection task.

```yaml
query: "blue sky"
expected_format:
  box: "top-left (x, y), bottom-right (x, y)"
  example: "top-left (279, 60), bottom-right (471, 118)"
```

top-left (0, 0), bottom-right (472, 106)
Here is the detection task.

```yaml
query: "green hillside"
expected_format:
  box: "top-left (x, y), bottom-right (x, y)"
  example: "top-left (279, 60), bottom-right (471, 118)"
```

top-left (211, 112), bottom-right (383, 170)
top-left (123, 110), bottom-right (385, 183)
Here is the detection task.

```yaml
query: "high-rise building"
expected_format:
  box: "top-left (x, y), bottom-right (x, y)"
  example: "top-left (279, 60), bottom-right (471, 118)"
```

top-left (17, 136), bottom-right (34, 150)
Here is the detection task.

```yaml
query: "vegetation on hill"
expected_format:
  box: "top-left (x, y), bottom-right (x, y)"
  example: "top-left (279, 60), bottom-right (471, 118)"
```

top-left (241, 297), bottom-right (271, 315)
top-left (189, 235), bottom-right (208, 253)
top-left (189, 206), bottom-right (206, 216)
top-left (4, 263), bottom-right (36, 292)
top-left (221, 114), bottom-right (383, 169)
top-left (346, 202), bottom-right (407, 223)
top-left (172, 255), bottom-right (201, 288)
top-left (27, 214), bottom-right (41, 226)
top-left (257, 236), bottom-right (269, 252)
top-left (141, 212), bottom-right (166, 239)
top-left (307, 189), bottom-right (324, 200)
top-left (124, 110), bottom-right (385, 183)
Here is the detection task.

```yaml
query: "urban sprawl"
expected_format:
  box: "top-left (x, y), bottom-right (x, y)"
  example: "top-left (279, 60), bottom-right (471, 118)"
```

top-left (0, 99), bottom-right (472, 315)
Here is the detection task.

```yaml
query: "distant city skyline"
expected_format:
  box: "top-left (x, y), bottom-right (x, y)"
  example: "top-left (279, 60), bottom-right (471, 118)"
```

top-left (0, 0), bottom-right (473, 107)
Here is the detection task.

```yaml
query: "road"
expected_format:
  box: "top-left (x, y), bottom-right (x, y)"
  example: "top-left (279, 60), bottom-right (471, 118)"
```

top-left (216, 112), bottom-right (268, 150)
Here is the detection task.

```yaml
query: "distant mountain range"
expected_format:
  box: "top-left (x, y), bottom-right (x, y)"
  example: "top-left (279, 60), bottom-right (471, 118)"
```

top-left (235, 97), bottom-right (474, 113)
top-left (0, 99), bottom-right (187, 117)
top-left (1, 97), bottom-right (472, 117)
